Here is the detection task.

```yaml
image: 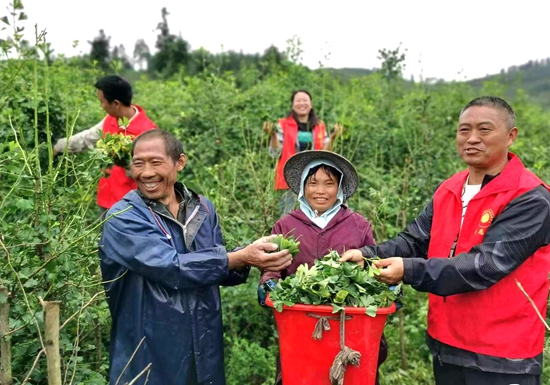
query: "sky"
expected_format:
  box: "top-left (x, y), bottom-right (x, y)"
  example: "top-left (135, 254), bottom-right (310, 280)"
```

top-left (6, 0), bottom-right (550, 81)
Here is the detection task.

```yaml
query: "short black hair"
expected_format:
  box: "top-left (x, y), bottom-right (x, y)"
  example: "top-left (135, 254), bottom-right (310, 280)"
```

top-left (460, 96), bottom-right (516, 129)
top-left (94, 75), bottom-right (133, 106)
top-left (131, 129), bottom-right (184, 163)
top-left (304, 164), bottom-right (342, 188)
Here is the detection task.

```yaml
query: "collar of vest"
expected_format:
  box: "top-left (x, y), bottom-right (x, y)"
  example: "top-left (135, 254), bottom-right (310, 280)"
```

top-left (442, 152), bottom-right (524, 197)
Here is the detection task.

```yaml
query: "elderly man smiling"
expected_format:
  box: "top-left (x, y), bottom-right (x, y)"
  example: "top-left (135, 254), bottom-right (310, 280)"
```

top-left (99, 129), bottom-right (292, 385)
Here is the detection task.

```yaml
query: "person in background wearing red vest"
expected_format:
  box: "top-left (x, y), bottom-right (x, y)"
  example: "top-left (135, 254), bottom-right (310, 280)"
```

top-left (341, 96), bottom-right (550, 385)
top-left (53, 75), bottom-right (157, 217)
top-left (263, 89), bottom-right (344, 215)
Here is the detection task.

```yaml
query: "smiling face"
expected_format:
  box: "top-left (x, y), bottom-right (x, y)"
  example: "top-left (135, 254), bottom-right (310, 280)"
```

top-left (131, 137), bottom-right (186, 206)
top-left (292, 91), bottom-right (312, 120)
top-left (456, 105), bottom-right (517, 180)
top-left (304, 167), bottom-right (340, 214)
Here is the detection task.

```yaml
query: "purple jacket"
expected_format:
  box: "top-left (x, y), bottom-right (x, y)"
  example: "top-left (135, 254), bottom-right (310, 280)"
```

top-left (260, 205), bottom-right (375, 285)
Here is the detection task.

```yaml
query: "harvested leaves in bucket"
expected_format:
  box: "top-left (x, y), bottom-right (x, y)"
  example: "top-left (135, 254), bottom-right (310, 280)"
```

top-left (270, 250), bottom-right (401, 316)
top-left (271, 234), bottom-right (301, 258)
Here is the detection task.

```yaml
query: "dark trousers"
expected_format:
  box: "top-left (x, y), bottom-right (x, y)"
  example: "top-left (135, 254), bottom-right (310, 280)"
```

top-left (275, 334), bottom-right (388, 385)
top-left (433, 361), bottom-right (541, 385)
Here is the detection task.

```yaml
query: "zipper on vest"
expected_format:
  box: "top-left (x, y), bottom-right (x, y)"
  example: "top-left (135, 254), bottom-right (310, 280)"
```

top-left (449, 234), bottom-right (459, 258)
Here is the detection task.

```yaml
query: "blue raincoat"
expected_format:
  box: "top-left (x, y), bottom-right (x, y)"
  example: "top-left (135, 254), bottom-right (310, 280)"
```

top-left (99, 183), bottom-right (249, 385)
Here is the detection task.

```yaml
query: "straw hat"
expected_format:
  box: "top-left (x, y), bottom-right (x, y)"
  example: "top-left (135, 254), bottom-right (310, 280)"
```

top-left (283, 150), bottom-right (359, 200)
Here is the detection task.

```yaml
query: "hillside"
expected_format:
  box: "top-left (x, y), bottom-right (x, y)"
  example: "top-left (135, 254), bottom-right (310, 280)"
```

top-left (322, 59), bottom-right (550, 110)
top-left (466, 58), bottom-right (550, 109)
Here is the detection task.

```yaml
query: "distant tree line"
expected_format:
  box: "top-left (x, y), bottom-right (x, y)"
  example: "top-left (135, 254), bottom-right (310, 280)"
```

top-left (84, 7), bottom-right (287, 84)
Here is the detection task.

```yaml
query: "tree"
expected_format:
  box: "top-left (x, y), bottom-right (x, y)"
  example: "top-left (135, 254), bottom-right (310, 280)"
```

top-left (133, 39), bottom-right (150, 71)
top-left (88, 29), bottom-right (111, 71)
top-left (260, 45), bottom-right (286, 75)
top-left (111, 44), bottom-right (132, 71)
top-left (149, 7), bottom-right (191, 77)
top-left (377, 43), bottom-right (407, 83)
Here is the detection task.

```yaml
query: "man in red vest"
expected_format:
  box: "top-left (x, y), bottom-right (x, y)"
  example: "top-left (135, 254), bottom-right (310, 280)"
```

top-left (54, 75), bottom-right (156, 216)
top-left (342, 96), bottom-right (550, 385)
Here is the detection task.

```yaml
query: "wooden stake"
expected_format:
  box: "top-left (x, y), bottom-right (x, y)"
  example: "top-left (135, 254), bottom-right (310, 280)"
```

top-left (42, 300), bottom-right (62, 385)
top-left (0, 287), bottom-right (12, 385)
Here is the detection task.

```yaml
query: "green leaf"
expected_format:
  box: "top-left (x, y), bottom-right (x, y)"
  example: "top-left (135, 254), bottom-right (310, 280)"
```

top-left (16, 199), bottom-right (33, 210)
top-left (334, 290), bottom-right (349, 304)
top-left (366, 305), bottom-right (377, 317)
top-left (1, 16), bottom-right (9, 26)
top-left (331, 304), bottom-right (345, 313)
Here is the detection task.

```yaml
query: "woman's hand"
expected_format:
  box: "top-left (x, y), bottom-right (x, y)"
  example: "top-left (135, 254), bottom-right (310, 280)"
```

top-left (262, 121), bottom-right (274, 135)
top-left (332, 123), bottom-right (344, 138)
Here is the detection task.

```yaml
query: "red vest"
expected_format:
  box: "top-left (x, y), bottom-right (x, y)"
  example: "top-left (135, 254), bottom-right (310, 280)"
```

top-left (97, 105), bottom-right (156, 208)
top-left (427, 153), bottom-right (550, 359)
top-left (275, 117), bottom-right (326, 190)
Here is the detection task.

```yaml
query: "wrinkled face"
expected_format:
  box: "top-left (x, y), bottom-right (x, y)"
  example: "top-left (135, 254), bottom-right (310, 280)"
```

top-left (292, 92), bottom-right (312, 118)
top-left (97, 89), bottom-right (119, 117)
top-left (131, 137), bottom-right (186, 205)
top-left (456, 106), bottom-right (517, 173)
top-left (304, 168), bottom-right (339, 214)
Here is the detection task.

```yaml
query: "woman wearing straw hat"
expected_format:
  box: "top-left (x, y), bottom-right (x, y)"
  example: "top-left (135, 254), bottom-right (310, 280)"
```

top-left (258, 150), bottom-right (388, 385)
top-left (263, 90), bottom-right (344, 215)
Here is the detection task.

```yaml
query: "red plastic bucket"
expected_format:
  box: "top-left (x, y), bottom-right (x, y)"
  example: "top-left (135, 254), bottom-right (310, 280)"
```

top-left (266, 296), bottom-right (396, 385)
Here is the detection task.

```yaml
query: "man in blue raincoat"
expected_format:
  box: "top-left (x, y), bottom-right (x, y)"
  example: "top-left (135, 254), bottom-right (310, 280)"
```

top-left (99, 129), bottom-right (292, 385)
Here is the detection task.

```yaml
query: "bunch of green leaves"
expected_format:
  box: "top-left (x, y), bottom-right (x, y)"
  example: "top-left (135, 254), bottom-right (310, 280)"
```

top-left (95, 132), bottom-right (134, 168)
top-left (271, 234), bottom-right (301, 258)
top-left (270, 251), bottom-right (401, 316)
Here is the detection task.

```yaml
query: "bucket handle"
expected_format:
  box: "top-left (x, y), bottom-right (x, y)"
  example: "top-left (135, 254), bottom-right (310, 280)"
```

top-left (306, 313), bottom-right (353, 340)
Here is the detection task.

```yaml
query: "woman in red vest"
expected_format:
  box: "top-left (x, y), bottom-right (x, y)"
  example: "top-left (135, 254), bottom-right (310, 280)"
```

top-left (263, 90), bottom-right (344, 214)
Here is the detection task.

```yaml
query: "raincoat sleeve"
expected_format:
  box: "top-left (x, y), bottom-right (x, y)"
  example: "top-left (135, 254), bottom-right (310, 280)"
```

top-left (208, 203), bottom-right (250, 286)
top-left (100, 206), bottom-right (232, 290)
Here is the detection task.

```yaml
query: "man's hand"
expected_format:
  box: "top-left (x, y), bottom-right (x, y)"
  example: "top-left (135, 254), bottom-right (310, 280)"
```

top-left (339, 249), bottom-right (364, 268)
top-left (249, 234), bottom-right (292, 271)
top-left (262, 121), bottom-right (274, 136)
top-left (373, 258), bottom-right (404, 284)
top-left (232, 235), bottom-right (292, 272)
